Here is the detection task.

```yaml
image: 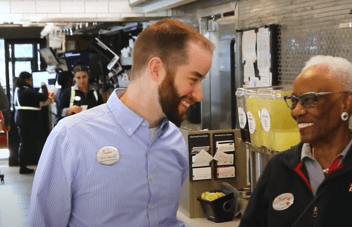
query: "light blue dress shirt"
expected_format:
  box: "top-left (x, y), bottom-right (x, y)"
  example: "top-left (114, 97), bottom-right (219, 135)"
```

top-left (301, 140), bottom-right (352, 195)
top-left (29, 89), bottom-right (189, 227)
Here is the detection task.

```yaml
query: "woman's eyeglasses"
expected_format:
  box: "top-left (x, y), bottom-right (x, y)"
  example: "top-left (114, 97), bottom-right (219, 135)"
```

top-left (283, 91), bottom-right (347, 109)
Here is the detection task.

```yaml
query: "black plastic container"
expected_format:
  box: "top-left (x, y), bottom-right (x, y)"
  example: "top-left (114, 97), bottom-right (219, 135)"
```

top-left (197, 192), bottom-right (236, 223)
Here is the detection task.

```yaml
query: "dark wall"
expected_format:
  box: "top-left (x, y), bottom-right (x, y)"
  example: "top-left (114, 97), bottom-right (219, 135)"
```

top-left (0, 26), bottom-right (43, 39)
top-left (174, 0), bottom-right (352, 86)
top-left (238, 0), bottom-right (352, 85)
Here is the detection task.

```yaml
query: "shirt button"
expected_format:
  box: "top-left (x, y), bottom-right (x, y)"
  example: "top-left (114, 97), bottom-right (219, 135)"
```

top-left (150, 205), bottom-right (154, 210)
top-left (141, 122), bottom-right (146, 126)
top-left (150, 175), bottom-right (154, 180)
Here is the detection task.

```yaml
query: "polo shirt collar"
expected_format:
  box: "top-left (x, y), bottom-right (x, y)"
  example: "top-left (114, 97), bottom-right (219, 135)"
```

top-left (301, 139), bottom-right (352, 161)
top-left (301, 143), bottom-right (313, 160)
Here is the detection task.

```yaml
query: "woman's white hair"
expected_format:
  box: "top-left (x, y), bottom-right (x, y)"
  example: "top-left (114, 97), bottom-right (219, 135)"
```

top-left (301, 55), bottom-right (352, 92)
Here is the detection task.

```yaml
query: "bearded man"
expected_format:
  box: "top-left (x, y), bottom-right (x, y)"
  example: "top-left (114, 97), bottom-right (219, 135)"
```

top-left (29, 19), bottom-right (213, 227)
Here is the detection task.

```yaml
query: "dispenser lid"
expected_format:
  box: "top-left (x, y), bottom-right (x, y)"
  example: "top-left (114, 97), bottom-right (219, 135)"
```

top-left (235, 88), bottom-right (246, 97)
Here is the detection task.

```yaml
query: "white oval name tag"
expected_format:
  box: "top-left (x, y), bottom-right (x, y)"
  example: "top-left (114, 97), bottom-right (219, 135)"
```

top-left (260, 108), bottom-right (271, 132)
top-left (238, 107), bottom-right (247, 129)
top-left (247, 111), bottom-right (256, 134)
top-left (272, 193), bottom-right (294, 211)
top-left (74, 96), bottom-right (81, 101)
top-left (96, 146), bottom-right (120, 165)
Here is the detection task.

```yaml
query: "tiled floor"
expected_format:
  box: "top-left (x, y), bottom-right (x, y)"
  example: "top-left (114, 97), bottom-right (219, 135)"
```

top-left (0, 160), bottom-right (35, 227)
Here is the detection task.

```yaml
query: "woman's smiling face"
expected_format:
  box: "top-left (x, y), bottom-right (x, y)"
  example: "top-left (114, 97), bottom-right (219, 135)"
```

top-left (291, 65), bottom-right (347, 144)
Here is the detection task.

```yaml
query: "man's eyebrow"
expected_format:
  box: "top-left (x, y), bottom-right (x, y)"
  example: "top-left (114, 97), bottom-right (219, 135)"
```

top-left (191, 71), bottom-right (205, 79)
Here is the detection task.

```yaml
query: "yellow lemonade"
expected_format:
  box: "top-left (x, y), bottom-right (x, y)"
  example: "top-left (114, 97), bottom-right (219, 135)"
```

top-left (268, 89), bottom-right (301, 151)
top-left (245, 95), bottom-right (263, 147)
top-left (273, 129), bottom-right (301, 151)
top-left (256, 89), bottom-right (274, 149)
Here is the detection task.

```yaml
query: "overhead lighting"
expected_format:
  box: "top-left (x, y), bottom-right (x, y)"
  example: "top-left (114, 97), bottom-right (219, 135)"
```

top-left (21, 15), bottom-right (44, 23)
top-left (0, 14), bottom-right (22, 24)
top-left (339, 22), bottom-right (352, 29)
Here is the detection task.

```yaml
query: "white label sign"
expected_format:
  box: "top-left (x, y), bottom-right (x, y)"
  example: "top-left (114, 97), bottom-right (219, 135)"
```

top-left (260, 108), bottom-right (271, 132)
top-left (247, 111), bottom-right (256, 134)
top-left (214, 151), bottom-right (234, 165)
top-left (238, 107), bottom-right (247, 129)
top-left (192, 167), bottom-right (212, 181)
top-left (217, 166), bottom-right (235, 178)
top-left (192, 149), bottom-right (214, 167)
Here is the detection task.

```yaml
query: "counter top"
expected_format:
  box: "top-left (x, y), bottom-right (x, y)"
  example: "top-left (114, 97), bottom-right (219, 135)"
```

top-left (177, 211), bottom-right (240, 227)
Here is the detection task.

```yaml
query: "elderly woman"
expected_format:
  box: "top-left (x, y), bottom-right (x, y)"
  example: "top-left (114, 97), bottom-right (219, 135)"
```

top-left (239, 56), bottom-right (352, 227)
top-left (59, 65), bottom-right (103, 119)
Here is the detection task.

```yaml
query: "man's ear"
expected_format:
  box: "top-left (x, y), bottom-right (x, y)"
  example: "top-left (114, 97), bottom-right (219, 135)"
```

top-left (148, 57), bottom-right (163, 82)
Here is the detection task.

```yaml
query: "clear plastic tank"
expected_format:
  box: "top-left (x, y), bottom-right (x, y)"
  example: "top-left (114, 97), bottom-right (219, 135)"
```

top-left (244, 89), bottom-right (262, 147)
top-left (257, 87), bottom-right (300, 151)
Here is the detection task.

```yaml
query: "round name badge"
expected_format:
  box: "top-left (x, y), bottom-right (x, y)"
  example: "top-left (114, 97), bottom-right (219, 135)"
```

top-left (96, 146), bottom-right (120, 165)
top-left (74, 96), bottom-right (81, 101)
top-left (272, 193), bottom-right (294, 211)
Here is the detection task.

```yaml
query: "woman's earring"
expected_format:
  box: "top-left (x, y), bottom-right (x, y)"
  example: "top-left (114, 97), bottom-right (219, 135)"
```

top-left (341, 112), bottom-right (349, 121)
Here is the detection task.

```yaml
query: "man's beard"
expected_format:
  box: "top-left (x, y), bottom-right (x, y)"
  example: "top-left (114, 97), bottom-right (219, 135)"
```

top-left (158, 70), bottom-right (190, 127)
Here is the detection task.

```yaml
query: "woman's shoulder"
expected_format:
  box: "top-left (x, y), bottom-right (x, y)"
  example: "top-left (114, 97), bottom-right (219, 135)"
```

top-left (61, 87), bottom-right (72, 94)
top-left (20, 86), bottom-right (35, 93)
top-left (59, 87), bottom-right (73, 99)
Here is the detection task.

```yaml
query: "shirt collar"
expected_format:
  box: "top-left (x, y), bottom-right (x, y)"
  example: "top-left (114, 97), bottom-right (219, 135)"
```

top-left (301, 143), bottom-right (313, 160)
top-left (301, 139), bottom-right (352, 161)
top-left (107, 89), bottom-right (169, 137)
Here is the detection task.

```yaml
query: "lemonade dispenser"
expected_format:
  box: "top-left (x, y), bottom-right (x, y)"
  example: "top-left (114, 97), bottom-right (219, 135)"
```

top-left (258, 87), bottom-right (300, 151)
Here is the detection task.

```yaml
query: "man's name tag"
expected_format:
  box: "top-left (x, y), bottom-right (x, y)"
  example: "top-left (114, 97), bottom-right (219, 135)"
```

top-left (272, 193), bottom-right (294, 211)
top-left (96, 146), bottom-right (120, 165)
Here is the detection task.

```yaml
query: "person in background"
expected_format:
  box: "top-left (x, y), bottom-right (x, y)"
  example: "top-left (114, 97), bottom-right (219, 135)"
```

top-left (54, 70), bottom-right (73, 125)
top-left (59, 65), bottom-right (103, 117)
top-left (239, 55), bottom-right (352, 227)
top-left (29, 19), bottom-right (213, 226)
top-left (14, 71), bottom-right (54, 174)
top-left (0, 81), bottom-right (11, 132)
top-left (101, 83), bottom-right (116, 103)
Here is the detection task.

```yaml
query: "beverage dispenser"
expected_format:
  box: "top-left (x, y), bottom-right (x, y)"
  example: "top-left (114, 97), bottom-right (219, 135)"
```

top-left (257, 87), bottom-right (300, 151)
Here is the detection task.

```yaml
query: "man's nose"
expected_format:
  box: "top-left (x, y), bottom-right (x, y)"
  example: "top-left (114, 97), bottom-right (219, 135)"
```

top-left (191, 83), bottom-right (203, 102)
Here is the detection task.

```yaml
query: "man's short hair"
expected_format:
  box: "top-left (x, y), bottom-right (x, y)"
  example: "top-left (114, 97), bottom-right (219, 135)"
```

top-left (130, 19), bottom-right (214, 80)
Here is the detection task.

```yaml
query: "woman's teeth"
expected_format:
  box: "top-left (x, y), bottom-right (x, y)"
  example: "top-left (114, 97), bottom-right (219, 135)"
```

top-left (298, 123), bottom-right (314, 129)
